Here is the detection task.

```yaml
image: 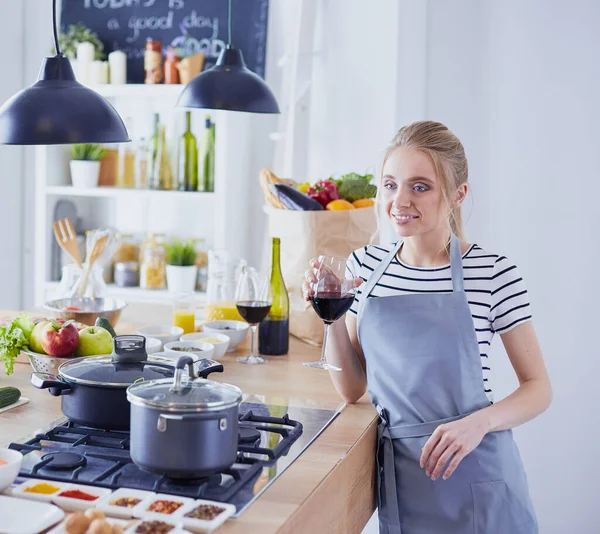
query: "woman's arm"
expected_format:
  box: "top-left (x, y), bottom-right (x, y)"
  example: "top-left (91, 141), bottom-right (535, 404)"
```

top-left (324, 314), bottom-right (368, 404)
top-left (421, 321), bottom-right (552, 480)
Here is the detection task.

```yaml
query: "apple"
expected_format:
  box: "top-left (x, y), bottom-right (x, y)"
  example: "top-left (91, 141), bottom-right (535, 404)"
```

top-left (30, 320), bottom-right (51, 354)
top-left (41, 320), bottom-right (79, 357)
top-left (76, 326), bottom-right (113, 357)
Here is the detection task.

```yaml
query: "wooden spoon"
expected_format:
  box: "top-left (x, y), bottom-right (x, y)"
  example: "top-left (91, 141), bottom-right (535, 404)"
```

top-left (52, 218), bottom-right (82, 268)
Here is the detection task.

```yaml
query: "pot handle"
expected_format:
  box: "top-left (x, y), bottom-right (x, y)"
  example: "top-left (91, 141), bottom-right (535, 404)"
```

top-left (31, 372), bottom-right (71, 397)
top-left (196, 358), bottom-right (224, 379)
top-left (171, 356), bottom-right (195, 393)
top-left (157, 411), bottom-right (229, 432)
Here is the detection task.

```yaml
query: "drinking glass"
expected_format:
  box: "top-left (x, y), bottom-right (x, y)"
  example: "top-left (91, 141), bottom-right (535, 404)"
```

top-left (303, 256), bottom-right (357, 371)
top-left (235, 266), bottom-right (272, 364)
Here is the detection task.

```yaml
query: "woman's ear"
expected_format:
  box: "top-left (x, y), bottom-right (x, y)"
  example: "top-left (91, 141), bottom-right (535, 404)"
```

top-left (454, 183), bottom-right (468, 207)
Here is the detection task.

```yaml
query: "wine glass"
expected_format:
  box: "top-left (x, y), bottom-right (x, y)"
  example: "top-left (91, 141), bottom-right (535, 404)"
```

top-left (303, 256), bottom-right (357, 371)
top-left (235, 266), bottom-right (272, 365)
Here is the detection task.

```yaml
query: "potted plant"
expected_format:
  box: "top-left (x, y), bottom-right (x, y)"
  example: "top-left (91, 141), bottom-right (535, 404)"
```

top-left (70, 144), bottom-right (105, 188)
top-left (165, 239), bottom-right (198, 293)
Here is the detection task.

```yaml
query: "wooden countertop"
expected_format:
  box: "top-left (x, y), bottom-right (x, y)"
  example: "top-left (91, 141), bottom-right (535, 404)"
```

top-left (0, 310), bottom-right (377, 534)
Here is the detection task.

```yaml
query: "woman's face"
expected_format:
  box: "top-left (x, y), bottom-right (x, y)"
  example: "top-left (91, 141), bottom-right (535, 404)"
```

top-left (381, 146), bottom-right (461, 239)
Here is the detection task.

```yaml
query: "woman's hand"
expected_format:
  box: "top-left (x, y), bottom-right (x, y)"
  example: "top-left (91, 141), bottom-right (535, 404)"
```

top-left (420, 412), bottom-right (490, 480)
top-left (302, 258), bottom-right (363, 301)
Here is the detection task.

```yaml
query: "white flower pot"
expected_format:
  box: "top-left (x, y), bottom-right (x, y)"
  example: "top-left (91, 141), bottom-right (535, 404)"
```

top-left (166, 265), bottom-right (198, 293)
top-left (70, 160), bottom-right (101, 188)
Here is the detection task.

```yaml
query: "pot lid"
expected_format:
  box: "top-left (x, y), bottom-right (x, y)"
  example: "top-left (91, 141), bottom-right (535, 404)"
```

top-left (58, 335), bottom-right (178, 388)
top-left (126, 357), bottom-right (242, 411)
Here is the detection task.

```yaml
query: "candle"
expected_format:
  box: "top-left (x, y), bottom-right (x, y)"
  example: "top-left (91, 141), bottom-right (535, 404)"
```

top-left (76, 42), bottom-right (95, 85)
top-left (89, 60), bottom-right (108, 84)
top-left (109, 50), bottom-right (127, 85)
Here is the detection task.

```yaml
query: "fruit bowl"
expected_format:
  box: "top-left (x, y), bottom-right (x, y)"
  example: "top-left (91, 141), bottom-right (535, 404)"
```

top-left (44, 297), bottom-right (127, 327)
top-left (21, 349), bottom-right (78, 375)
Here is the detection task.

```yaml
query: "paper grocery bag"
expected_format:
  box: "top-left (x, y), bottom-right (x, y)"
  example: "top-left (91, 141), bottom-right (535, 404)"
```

top-left (266, 207), bottom-right (378, 346)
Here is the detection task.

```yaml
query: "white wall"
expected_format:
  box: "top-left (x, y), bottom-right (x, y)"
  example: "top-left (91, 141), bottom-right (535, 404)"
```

top-left (0, 2), bottom-right (25, 309)
top-left (308, 1), bottom-right (600, 532)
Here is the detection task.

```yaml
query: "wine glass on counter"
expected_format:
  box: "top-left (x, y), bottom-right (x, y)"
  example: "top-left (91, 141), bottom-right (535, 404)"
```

top-left (235, 266), bottom-right (272, 365)
top-left (303, 256), bottom-right (357, 371)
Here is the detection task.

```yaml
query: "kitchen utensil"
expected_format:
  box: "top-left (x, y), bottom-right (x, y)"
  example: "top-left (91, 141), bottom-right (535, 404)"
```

top-left (77, 233), bottom-right (109, 296)
top-left (303, 256), bottom-right (358, 371)
top-left (0, 396), bottom-right (29, 414)
top-left (0, 448), bottom-right (23, 491)
top-left (53, 218), bottom-right (82, 269)
top-left (51, 201), bottom-right (78, 280)
top-left (202, 320), bottom-right (249, 352)
top-left (22, 349), bottom-right (75, 374)
top-left (127, 355), bottom-right (241, 478)
top-left (0, 495), bottom-right (64, 534)
top-left (180, 333), bottom-right (230, 360)
top-left (44, 296), bottom-right (127, 327)
top-left (31, 335), bottom-right (224, 430)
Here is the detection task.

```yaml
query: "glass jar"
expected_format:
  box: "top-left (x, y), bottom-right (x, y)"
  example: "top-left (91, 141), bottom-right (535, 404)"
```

top-left (114, 261), bottom-right (140, 288)
top-left (140, 234), bottom-right (166, 289)
top-left (204, 250), bottom-right (245, 322)
top-left (113, 234), bottom-right (139, 264)
top-left (144, 38), bottom-right (164, 84)
top-left (59, 264), bottom-right (108, 299)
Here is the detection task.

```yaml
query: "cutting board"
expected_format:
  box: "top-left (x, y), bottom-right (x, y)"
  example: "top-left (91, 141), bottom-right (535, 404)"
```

top-left (0, 397), bottom-right (29, 414)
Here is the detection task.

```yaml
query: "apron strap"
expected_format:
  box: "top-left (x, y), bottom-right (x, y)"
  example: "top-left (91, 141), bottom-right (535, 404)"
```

top-left (449, 234), bottom-right (464, 293)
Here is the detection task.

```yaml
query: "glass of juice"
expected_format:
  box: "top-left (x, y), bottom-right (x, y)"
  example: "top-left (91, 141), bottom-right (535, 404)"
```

top-left (173, 293), bottom-right (196, 334)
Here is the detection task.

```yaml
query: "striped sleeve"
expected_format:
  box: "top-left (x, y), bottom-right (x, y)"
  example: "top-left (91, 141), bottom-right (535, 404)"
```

top-left (489, 256), bottom-right (532, 333)
top-left (347, 247), bottom-right (367, 315)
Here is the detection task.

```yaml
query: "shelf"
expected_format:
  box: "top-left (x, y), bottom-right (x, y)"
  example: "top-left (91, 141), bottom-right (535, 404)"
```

top-left (45, 282), bottom-right (207, 305)
top-left (86, 84), bottom-right (185, 99)
top-left (46, 186), bottom-right (215, 200)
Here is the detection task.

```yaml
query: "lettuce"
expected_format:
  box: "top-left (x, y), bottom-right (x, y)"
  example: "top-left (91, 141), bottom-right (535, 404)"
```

top-left (0, 312), bottom-right (34, 375)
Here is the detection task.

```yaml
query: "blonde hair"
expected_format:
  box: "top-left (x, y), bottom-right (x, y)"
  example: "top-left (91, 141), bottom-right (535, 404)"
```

top-left (380, 120), bottom-right (468, 240)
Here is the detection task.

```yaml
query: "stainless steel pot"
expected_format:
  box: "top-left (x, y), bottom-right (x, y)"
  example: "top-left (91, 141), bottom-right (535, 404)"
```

top-left (126, 355), bottom-right (243, 478)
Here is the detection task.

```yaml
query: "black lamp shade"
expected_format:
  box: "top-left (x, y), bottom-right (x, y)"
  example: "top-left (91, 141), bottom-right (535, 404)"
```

top-left (0, 55), bottom-right (130, 145)
top-left (177, 47), bottom-right (280, 114)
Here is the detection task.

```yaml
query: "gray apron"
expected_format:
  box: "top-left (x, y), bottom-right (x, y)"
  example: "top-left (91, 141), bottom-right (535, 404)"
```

top-left (357, 235), bottom-right (538, 534)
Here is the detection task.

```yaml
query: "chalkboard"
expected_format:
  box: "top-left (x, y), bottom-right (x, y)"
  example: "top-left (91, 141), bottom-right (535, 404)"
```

top-left (60, 0), bottom-right (270, 83)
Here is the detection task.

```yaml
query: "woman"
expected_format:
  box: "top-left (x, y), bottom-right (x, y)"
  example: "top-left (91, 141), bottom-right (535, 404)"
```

top-left (303, 121), bottom-right (552, 533)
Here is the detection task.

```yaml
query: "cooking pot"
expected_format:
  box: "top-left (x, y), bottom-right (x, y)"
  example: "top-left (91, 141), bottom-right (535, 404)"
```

top-left (31, 335), bottom-right (224, 430)
top-left (127, 355), bottom-right (242, 478)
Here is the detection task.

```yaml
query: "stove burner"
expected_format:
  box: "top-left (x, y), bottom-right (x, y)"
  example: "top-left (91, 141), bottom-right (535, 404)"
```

top-left (238, 427), bottom-right (261, 444)
top-left (41, 452), bottom-right (87, 470)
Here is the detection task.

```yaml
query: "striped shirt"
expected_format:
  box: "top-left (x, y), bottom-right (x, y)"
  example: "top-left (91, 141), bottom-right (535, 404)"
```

top-left (348, 243), bottom-right (532, 402)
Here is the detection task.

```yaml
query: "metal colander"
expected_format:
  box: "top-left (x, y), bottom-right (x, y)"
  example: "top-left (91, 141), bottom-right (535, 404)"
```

top-left (22, 350), bottom-right (73, 375)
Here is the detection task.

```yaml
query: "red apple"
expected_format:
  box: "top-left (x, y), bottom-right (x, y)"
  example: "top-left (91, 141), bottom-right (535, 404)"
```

top-left (41, 320), bottom-right (79, 357)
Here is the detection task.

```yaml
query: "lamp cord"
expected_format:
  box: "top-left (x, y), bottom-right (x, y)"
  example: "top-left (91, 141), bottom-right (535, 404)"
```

top-left (228, 0), bottom-right (232, 46)
top-left (52, 0), bottom-right (61, 55)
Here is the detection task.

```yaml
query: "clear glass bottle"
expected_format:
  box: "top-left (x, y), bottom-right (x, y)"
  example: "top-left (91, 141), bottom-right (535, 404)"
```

top-left (117, 118), bottom-right (135, 188)
top-left (140, 233), bottom-right (166, 289)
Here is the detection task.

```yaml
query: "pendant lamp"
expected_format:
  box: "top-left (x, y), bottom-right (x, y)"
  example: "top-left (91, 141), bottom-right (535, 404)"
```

top-left (177, 0), bottom-right (280, 114)
top-left (0, 0), bottom-right (129, 145)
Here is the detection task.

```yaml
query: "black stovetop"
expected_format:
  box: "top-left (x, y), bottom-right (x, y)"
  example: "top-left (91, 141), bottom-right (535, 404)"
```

top-left (8, 401), bottom-right (340, 516)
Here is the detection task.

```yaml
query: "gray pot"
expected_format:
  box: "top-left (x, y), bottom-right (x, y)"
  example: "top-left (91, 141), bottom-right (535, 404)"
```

top-left (127, 356), bottom-right (243, 478)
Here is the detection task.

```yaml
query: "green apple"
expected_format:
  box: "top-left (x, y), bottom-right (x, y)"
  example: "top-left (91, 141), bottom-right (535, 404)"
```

top-left (30, 320), bottom-right (50, 354)
top-left (76, 326), bottom-right (113, 356)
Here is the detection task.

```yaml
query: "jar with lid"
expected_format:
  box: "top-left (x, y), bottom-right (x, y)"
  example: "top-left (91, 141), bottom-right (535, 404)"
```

top-left (164, 47), bottom-right (180, 84)
top-left (113, 234), bottom-right (139, 264)
top-left (114, 262), bottom-right (140, 288)
top-left (144, 38), bottom-right (164, 84)
top-left (140, 234), bottom-right (166, 289)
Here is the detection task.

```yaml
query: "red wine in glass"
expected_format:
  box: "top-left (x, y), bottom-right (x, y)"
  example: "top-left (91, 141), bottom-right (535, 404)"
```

top-left (236, 301), bottom-right (271, 324)
top-left (310, 293), bottom-right (355, 324)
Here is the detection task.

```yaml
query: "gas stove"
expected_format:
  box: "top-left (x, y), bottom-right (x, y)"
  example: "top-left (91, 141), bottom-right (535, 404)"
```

top-left (8, 398), bottom-right (342, 517)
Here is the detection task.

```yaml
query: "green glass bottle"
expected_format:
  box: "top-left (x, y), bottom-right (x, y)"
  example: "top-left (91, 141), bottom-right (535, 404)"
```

top-left (178, 111), bottom-right (198, 191)
top-left (149, 113), bottom-right (160, 190)
top-left (259, 237), bottom-right (289, 355)
top-left (201, 115), bottom-right (215, 192)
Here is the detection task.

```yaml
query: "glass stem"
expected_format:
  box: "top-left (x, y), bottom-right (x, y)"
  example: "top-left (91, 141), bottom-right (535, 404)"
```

top-left (250, 324), bottom-right (258, 359)
top-left (319, 323), bottom-right (330, 364)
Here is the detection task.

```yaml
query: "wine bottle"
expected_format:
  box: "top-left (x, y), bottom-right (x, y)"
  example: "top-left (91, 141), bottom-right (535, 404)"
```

top-left (178, 111), bottom-right (198, 191)
top-left (201, 115), bottom-right (215, 192)
top-left (259, 237), bottom-right (289, 355)
top-left (149, 113), bottom-right (160, 189)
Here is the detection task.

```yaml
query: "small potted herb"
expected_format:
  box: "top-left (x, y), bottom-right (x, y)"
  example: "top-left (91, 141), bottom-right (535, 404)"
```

top-left (165, 239), bottom-right (198, 293)
top-left (70, 144), bottom-right (105, 188)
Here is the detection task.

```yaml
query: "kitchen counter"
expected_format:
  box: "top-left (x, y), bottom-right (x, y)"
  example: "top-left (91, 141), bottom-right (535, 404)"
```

top-left (0, 310), bottom-right (378, 533)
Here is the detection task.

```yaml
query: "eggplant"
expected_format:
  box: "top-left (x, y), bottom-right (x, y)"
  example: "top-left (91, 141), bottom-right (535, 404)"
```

top-left (271, 184), bottom-right (324, 211)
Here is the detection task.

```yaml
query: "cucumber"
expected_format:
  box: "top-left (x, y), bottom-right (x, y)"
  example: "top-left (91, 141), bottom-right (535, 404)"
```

top-left (95, 317), bottom-right (117, 338)
top-left (0, 387), bottom-right (21, 409)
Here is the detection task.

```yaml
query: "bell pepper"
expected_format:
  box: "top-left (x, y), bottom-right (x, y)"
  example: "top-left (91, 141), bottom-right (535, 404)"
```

top-left (307, 180), bottom-right (340, 208)
top-left (296, 182), bottom-right (311, 194)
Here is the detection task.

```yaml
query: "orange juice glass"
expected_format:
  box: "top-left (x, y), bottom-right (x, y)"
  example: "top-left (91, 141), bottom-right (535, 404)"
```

top-left (173, 294), bottom-right (196, 334)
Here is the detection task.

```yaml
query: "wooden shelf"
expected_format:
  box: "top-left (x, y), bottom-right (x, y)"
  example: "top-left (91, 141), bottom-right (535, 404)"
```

top-left (46, 185), bottom-right (215, 201)
top-left (86, 84), bottom-right (185, 99)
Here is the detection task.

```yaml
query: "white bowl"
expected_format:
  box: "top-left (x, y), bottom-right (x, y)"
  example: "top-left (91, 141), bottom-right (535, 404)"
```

top-left (95, 487), bottom-right (156, 519)
top-left (0, 449), bottom-right (23, 491)
top-left (143, 337), bottom-right (162, 354)
top-left (51, 483), bottom-right (112, 512)
top-left (202, 320), bottom-right (249, 352)
top-left (11, 478), bottom-right (70, 503)
top-left (164, 341), bottom-right (215, 361)
top-left (180, 333), bottom-right (230, 360)
top-left (177, 499), bottom-right (236, 533)
top-left (136, 326), bottom-right (184, 348)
